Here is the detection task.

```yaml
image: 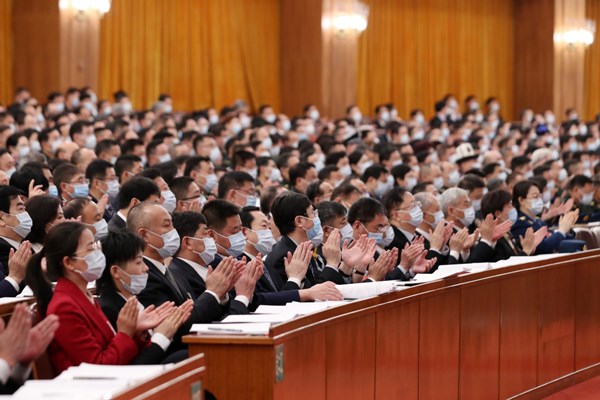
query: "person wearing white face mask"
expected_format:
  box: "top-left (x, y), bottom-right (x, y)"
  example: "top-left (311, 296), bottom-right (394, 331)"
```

top-left (381, 188), bottom-right (425, 270)
top-left (414, 192), bottom-right (453, 268)
top-left (363, 165), bottom-right (393, 199)
top-left (480, 189), bottom-right (545, 260)
top-left (439, 187), bottom-right (505, 263)
top-left (169, 211), bottom-right (256, 319)
top-left (512, 181), bottom-right (579, 255)
top-left (0, 186), bottom-right (33, 282)
top-left (457, 174), bottom-right (487, 218)
top-left (563, 175), bottom-right (600, 224)
top-left (63, 198), bottom-right (109, 242)
top-left (265, 192), bottom-right (344, 298)
top-left (220, 171), bottom-right (260, 208)
top-left (129, 202), bottom-right (241, 343)
top-left (98, 230), bottom-right (194, 365)
top-left (185, 156), bottom-right (218, 195)
top-left (86, 160), bottom-right (119, 221)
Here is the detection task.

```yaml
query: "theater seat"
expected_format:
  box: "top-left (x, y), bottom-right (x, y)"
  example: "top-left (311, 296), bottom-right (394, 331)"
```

top-left (558, 239), bottom-right (587, 253)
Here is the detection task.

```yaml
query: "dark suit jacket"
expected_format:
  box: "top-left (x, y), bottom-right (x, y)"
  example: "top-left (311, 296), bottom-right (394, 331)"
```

top-left (264, 236), bottom-right (318, 290)
top-left (137, 258), bottom-right (224, 343)
top-left (98, 286), bottom-right (169, 365)
top-left (384, 226), bottom-right (412, 281)
top-left (0, 237), bottom-right (16, 276)
top-left (493, 235), bottom-right (525, 262)
top-left (47, 278), bottom-right (139, 375)
top-left (211, 253), bottom-right (301, 307)
top-left (168, 257), bottom-right (248, 315)
top-left (107, 213), bottom-right (126, 233)
top-left (314, 247), bottom-right (346, 285)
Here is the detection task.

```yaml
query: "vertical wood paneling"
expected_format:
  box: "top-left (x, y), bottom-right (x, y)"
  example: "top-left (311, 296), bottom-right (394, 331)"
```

top-left (0, 0), bottom-right (12, 105)
top-left (584, 0), bottom-right (600, 120)
top-left (513, 0), bottom-right (555, 117)
top-left (499, 272), bottom-right (539, 399)
top-left (459, 282), bottom-right (501, 400)
top-left (419, 291), bottom-right (460, 400)
top-left (375, 301), bottom-right (419, 400)
top-left (575, 260), bottom-right (600, 369)
top-left (538, 266), bottom-right (575, 384)
top-left (280, 0), bottom-right (322, 117)
top-left (358, 0), bottom-right (515, 120)
top-left (326, 314), bottom-right (376, 400)
top-left (12, 0), bottom-right (60, 101)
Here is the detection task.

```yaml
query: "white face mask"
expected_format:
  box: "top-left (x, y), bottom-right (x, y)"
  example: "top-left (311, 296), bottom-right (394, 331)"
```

top-left (382, 225), bottom-right (395, 247)
top-left (91, 219), bottom-right (108, 240)
top-left (250, 229), bottom-right (275, 255)
top-left (405, 177), bottom-right (418, 191)
top-left (7, 212), bottom-right (33, 238)
top-left (458, 206), bottom-right (476, 226)
top-left (103, 180), bottom-right (120, 198)
top-left (74, 249), bottom-right (106, 282)
top-left (528, 198), bottom-right (544, 216)
top-left (433, 176), bottom-right (444, 190)
top-left (161, 190), bottom-right (177, 213)
top-left (190, 236), bottom-right (218, 265)
top-left (427, 210), bottom-right (445, 229)
top-left (375, 179), bottom-right (393, 197)
top-left (85, 134), bottom-right (97, 149)
top-left (359, 161), bottom-right (373, 175)
top-left (148, 228), bottom-right (181, 259)
top-left (201, 173), bottom-right (218, 193)
top-left (581, 192), bottom-right (594, 206)
top-left (222, 231), bottom-right (246, 257)
top-left (471, 198), bottom-right (482, 212)
top-left (339, 165), bottom-right (352, 177)
top-left (304, 216), bottom-right (324, 248)
top-left (406, 206), bottom-right (424, 227)
top-left (339, 223), bottom-right (354, 244)
top-left (448, 170), bottom-right (461, 186)
top-left (120, 270), bottom-right (148, 295)
top-left (270, 168), bottom-right (282, 182)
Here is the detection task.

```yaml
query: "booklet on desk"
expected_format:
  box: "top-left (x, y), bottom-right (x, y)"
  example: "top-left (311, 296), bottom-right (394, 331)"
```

top-left (335, 280), bottom-right (407, 299)
top-left (190, 322), bottom-right (271, 335)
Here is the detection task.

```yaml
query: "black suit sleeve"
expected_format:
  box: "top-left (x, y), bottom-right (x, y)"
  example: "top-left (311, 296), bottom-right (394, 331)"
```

top-left (385, 267), bottom-right (409, 281)
top-left (317, 267), bottom-right (346, 284)
top-left (129, 343), bottom-right (167, 365)
top-left (467, 241), bottom-right (494, 263)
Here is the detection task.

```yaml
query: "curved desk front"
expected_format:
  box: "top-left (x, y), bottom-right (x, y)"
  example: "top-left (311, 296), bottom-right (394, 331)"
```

top-left (184, 250), bottom-right (600, 400)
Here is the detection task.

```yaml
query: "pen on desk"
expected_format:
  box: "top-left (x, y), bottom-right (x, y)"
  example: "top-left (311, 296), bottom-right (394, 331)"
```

top-left (72, 376), bottom-right (118, 380)
top-left (206, 327), bottom-right (244, 333)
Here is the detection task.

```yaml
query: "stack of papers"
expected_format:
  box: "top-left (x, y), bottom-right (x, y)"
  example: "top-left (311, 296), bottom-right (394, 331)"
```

top-left (220, 313), bottom-right (297, 323)
top-left (190, 322), bottom-right (271, 335)
top-left (255, 301), bottom-right (349, 315)
top-left (12, 363), bottom-right (169, 399)
top-left (335, 280), bottom-right (407, 299)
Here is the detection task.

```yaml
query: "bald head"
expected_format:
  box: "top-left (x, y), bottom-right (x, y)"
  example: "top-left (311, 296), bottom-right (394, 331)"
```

top-left (127, 201), bottom-right (170, 234)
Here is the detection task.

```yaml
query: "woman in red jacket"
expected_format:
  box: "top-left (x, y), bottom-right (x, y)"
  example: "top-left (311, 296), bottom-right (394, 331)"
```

top-left (26, 221), bottom-right (141, 375)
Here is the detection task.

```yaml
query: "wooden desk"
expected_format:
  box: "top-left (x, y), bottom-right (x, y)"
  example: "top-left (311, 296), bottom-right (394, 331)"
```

top-left (184, 250), bottom-right (600, 400)
top-left (110, 353), bottom-right (206, 400)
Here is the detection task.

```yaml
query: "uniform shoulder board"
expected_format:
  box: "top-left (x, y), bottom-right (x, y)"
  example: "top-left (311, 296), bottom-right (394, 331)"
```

top-left (519, 216), bottom-right (527, 221)
top-left (584, 215), bottom-right (590, 222)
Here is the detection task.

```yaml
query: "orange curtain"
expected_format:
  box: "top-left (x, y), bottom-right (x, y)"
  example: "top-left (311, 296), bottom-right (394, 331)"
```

top-left (99, 0), bottom-right (280, 112)
top-left (357, 0), bottom-right (514, 120)
top-left (585, 0), bottom-right (600, 120)
top-left (0, 0), bottom-right (13, 105)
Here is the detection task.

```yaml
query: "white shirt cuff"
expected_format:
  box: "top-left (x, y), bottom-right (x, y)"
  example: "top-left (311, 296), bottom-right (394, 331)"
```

top-left (0, 359), bottom-right (10, 385)
top-left (287, 277), bottom-right (302, 288)
top-left (449, 250), bottom-right (461, 260)
top-left (4, 277), bottom-right (19, 293)
top-left (151, 333), bottom-right (171, 352)
top-left (234, 295), bottom-right (249, 307)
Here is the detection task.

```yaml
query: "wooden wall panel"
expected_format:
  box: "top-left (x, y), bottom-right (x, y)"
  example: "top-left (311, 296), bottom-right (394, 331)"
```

top-left (513, 0), bottom-right (555, 117)
top-left (575, 260), bottom-right (600, 369)
top-left (274, 328), bottom-right (327, 400)
top-left (584, 0), bottom-right (600, 120)
top-left (459, 282), bottom-right (501, 400)
top-left (537, 266), bottom-right (575, 384)
top-left (419, 291), bottom-right (460, 400)
top-left (0, 0), bottom-right (12, 105)
top-left (498, 272), bottom-right (539, 399)
top-left (358, 0), bottom-right (515, 121)
top-left (12, 0), bottom-right (60, 101)
top-left (375, 301), bottom-right (419, 400)
top-left (326, 314), bottom-right (376, 399)
top-left (279, 0), bottom-right (323, 117)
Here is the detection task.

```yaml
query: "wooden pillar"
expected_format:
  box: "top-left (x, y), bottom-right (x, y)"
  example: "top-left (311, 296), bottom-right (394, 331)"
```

top-left (513, 0), bottom-right (587, 118)
top-left (280, 0), bottom-right (362, 119)
top-left (12, 0), bottom-right (99, 100)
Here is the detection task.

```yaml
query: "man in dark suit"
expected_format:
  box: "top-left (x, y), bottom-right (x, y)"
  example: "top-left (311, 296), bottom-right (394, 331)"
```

top-left (0, 186), bottom-right (30, 295)
top-left (108, 177), bottom-right (161, 232)
top-left (265, 192), bottom-right (322, 289)
top-left (85, 159), bottom-right (118, 222)
top-left (128, 202), bottom-right (253, 344)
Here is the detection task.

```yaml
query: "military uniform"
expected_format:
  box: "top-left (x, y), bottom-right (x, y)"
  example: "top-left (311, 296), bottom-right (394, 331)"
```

top-left (511, 210), bottom-right (572, 254)
top-left (575, 199), bottom-right (600, 224)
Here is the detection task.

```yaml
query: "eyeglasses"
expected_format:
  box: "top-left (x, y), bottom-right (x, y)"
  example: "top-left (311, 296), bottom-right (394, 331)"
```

top-left (361, 222), bottom-right (388, 234)
top-left (398, 201), bottom-right (421, 211)
top-left (236, 188), bottom-right (257, 197)
top-left (303, 209), bottom-right (319, 219)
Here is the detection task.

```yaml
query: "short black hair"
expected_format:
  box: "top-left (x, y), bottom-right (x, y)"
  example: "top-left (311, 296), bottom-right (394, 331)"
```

top-left (289, 162), bottom-right (315, 187)
top-left (184, 156), bottom-right (211, 176)
top-left (458, 174), bottom-right (486, 193)
top-left (271, 192), bottom-right (311, 235)
top-left (172, 211), bottom-right (207, 255)
top-left (362, 164), bottom-right (388, 182)
top-left (170, 176), bottom-right (195, 201)
top-left (306, 180), bottom-right (325, 203)
top-left (347, 197), bottom-right (386, 225)
top-left (481, 189), bottom-right (512, 217)
top-left (202, 199), bottom-right (241, 231)
top-left (9, 167), bottom-right (49, 193)
top-left (381, 186), bottom-right (408, 216)
top-left (85, 159), bottom-right (113, 182)
top-left (117, 177), bottom-right (160, 209)
top-left (63, 198), bottom-right (91, 220)
top-left (568, 174), bottom-right (593, 191)
top-left (217, 171), bottom-right (254, 199)
top-left (232, 150), bottom-right (256, 169)
top-left (97, 230), bottom-right (146, 295)
top-left (52, 163), bottom-right (81, 197)
top-left (512, 180), bottom-right (536, 210)
top-left (114, 155), bottom-right (142, 180)
top-left (316, 201), bottom-right (347, 227)
top-left (25, 195), bottom-right (61, 244)
top-left (95, 139), bottom-right (119, 157)
top-left (240, 206), bottom-right (261, 229)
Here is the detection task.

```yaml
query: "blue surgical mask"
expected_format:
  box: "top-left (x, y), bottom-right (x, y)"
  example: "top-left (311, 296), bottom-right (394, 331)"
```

top-left (306, 217), bottom-right (323, 247)
top-left (48, 185), bottom-right (59, 198)
top-left (508, 207), bottom-right (518, 224)
top-left (72, 183), bottom-right (89, 198)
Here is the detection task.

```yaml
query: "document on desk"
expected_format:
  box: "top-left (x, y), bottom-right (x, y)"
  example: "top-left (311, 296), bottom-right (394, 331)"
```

top-left (57, 363), bottom-right (167, 381)
top-left (395, 264), bottom-right (465, 285)
top-left (0, 297), bottom-right (29, 305)
top-left (254, 301), bottom-right (350, 315)
top-left (335, 280), bottom-right (406, 299)
top-left (12, 380), bottom-right (124, 400)
top-left (492, 253), bottom-right (567, 269)
top-left (190, 322), bottom-right (271, 335)
top-left (220, 313), bottom-right (298, 323)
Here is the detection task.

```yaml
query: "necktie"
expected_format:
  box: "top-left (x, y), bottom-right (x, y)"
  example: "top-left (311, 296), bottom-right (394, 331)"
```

top-left (165, 267), bottom-right (185, 302)
top-left (262, 266), bottom-right (278, 292)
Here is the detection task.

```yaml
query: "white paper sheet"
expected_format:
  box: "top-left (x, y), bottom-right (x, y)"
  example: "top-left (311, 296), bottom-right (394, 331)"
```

top-left (190, 322), bottom-right (271, 335)
top-left (335, 280), bottom-right (406, 299)
top-left (220, 313), bottom-right (297, 324)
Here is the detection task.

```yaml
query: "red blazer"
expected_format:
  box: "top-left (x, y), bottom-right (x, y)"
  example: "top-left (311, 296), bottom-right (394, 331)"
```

top-left (47, 278), bottom-right (139, 375)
